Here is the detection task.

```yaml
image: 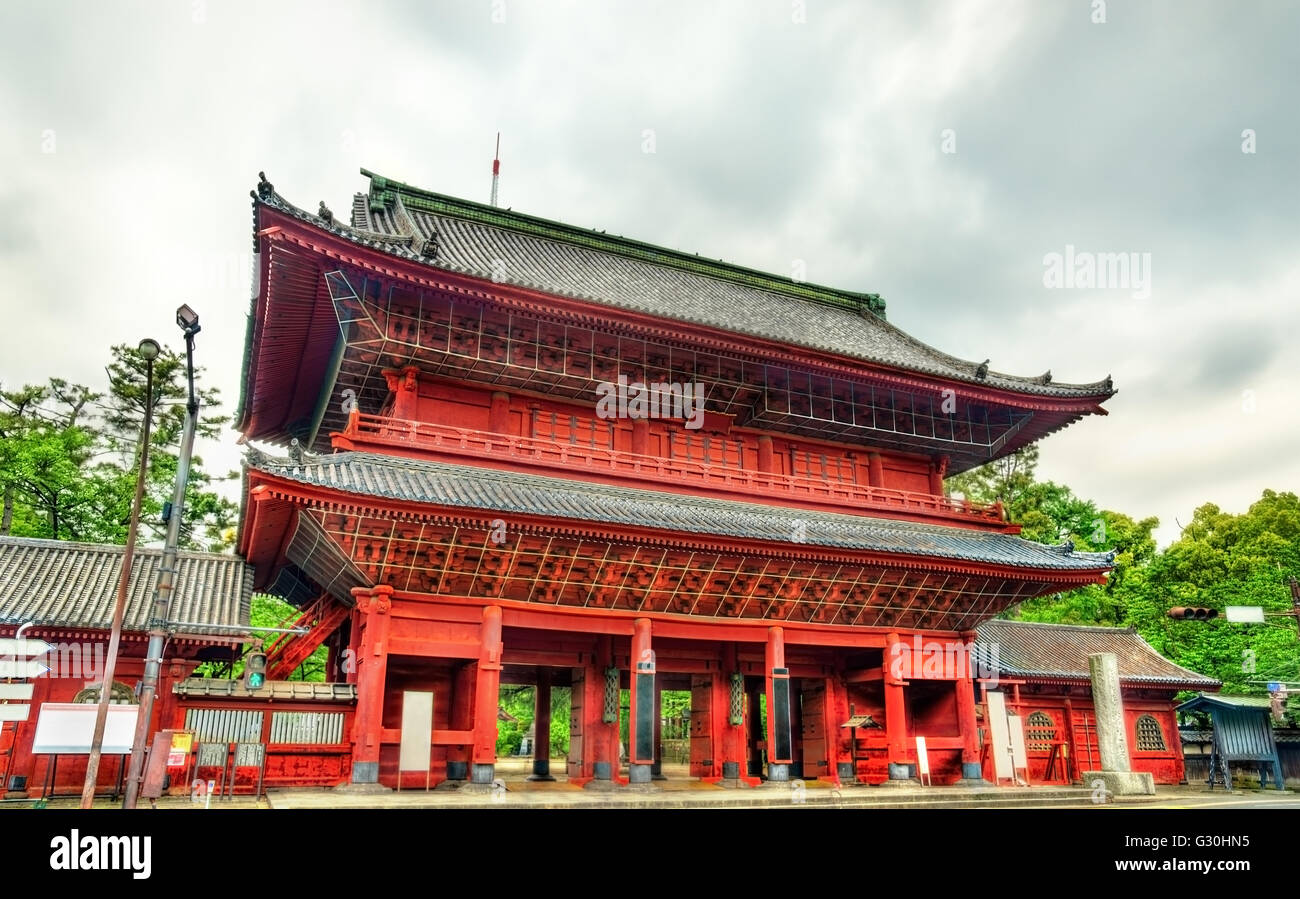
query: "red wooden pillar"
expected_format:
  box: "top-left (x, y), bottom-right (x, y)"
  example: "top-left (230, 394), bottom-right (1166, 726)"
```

top-left (345, 608), bottom-right (361, 685)
top-left (581, 635), bottom-right (620, 787)
top-left (717, 644), bottom-right (746, 781)
top-left (1063, 697), bottom-right (1079, 784)
top-left (822, 675), bottom-right (847, 783)
top-left (349, 584), bottom-right (393, 785)
top-left (527, 667), bottom-right (555, 781)
top-left (631, 418), bottom-right (649, 455)
top-left (381, 365), bottom-right (420, 420)
top-left (489, 391), bottom-right (511, 434)
top-left (883, 632), bottom-right (911, 781)
top-left (628, 618), bottom-right (655, 784)
top-left (471, 605), bottom-right (503, 784)
top-left (446, 662), bottom-right (476, 781)
top-left (867, 452), bottom-right (884, 488)
top-left (929, 455), bottom-right (949, 496)
top-left (765, 627), bottom-right (792, 781)
top-left (955, 631), bottom-right (983, 782)
top-left (757, 435), bottom-right (774, 473)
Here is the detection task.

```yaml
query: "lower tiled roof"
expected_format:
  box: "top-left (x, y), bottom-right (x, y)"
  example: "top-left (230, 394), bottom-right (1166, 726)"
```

top-left (249, 449), bottom-right (1116, 574)
top-left (975, 619), bottom-right (1219, 688)
top-left (0, 536), bottom-right (252, 633)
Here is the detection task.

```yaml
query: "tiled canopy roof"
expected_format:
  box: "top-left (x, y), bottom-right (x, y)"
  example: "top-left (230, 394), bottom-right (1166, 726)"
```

top-left (249, 170), bottom-right (1114, 402)
top-left (974, 619), bottom-right (1219, 688)
top-left (249, 449), bottom-right (1116, 573)
top-left (0, 536), bottom-right (252, 633)
top-left (1175, 693), bottom-right (1272, 713)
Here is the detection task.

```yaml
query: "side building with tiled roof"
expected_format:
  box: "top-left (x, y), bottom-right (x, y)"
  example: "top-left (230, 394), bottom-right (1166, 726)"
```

top-left (972, 619), bottom-right (1220, 785)
top-left (235, 168), bottom-right (1121, 789)
top-left (0, 536), bottom-right (252, 798)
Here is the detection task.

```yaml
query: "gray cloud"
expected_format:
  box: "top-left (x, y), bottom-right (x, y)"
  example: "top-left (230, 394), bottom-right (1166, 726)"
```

top-left (0, 0), bottom-right (1294, 551)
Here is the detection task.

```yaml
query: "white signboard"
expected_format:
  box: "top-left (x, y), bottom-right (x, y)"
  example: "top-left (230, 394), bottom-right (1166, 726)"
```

top-left (31, 703), bottom-right (140, 754)
top-left (1225, 605), bottom-right (1266, 624)
top-left (0, 683), bottom-right (35, 701)
top-left (0, 638), bottom-right (51, 656)
top-left (1008, 714), bottom-right (1029, 779)
top-left (986, 691), bottom-right (1014, 782)
top-left (915, 736), bottom-right (931, 786)
top-left (399, 691), bottom-right (434, 772)
top-left (0, 704), bottom-right (31, 722)
top-left (0, 660), bottom-right (49, 678)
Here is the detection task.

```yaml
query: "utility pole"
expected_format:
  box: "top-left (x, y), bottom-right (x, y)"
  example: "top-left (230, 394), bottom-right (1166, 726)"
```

top-left (81, 338), bottom-right (160, 808)
top-left (123, 306), bottom-right (200, 809)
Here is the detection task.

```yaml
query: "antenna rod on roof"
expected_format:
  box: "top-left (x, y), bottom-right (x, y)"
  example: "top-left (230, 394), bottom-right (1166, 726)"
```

top-left (490, 132), bottom-right (501, 207)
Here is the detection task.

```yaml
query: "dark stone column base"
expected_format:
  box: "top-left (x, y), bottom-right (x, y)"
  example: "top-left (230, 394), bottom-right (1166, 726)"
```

top-left (765, 763), bottom-right (790, 783)
top-left (629, 764), bottom-right (653, 784)
top-left (470, 763), bottom-right (496, 785)
top-left (348, 761), bottom-right (380, 785)
top-left (526, 759), bottom-right (555, 782)
top-left (954, 762), bottom-right (987, 786)
top-left (445, 760), bottom-right (468, 782)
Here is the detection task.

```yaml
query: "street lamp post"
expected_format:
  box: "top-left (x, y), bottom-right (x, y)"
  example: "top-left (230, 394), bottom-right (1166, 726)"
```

top-left (124, 305), bottom-right (201, 809)
top-left (80, 338), bottom-right (160, 809)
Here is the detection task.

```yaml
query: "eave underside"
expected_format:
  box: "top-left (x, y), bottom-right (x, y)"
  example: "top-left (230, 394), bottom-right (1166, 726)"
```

top-left (242, 470), bottom-right (1110, 635)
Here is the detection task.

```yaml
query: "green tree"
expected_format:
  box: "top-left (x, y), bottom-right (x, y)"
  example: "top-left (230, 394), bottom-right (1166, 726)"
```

top-left (99, 342), bottom-right (238, 551)
top-left (0, 380), bottom-right (119, 541)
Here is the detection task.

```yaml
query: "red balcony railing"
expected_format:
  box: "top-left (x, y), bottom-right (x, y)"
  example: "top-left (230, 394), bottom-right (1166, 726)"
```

top-left (335, 412), bottom-right (1006, 525)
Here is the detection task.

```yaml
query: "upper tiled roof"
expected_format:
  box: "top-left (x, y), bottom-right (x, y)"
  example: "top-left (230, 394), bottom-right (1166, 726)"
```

top-left (0, 536), bottom-right (252, 633)
top-left (974, 619), bottom-right (1219, 688)
top-left (250, 170), bottom-right (1114, 401)
top-left (248, 449), bottom-right (1115, 574)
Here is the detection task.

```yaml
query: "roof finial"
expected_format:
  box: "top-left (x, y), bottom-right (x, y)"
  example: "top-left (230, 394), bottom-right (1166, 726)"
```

top-left (975, 359), bottom-right (990, 380)
top-left (490, 132), bottom-right (501, 207)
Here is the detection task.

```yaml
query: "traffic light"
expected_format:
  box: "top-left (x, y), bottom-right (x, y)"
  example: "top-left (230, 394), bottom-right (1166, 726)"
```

top-left (244, 651), bottom-right (267, 690)
top-left (1167, 606), bottom-right (1218, 620)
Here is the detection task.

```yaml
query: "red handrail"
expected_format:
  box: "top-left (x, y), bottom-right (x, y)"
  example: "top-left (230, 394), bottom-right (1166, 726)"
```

top-left (339, 412), bottom-right (1005, 523)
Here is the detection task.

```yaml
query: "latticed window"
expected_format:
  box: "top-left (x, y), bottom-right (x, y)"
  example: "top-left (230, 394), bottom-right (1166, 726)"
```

top-left (1025, 711), bottom-right (1056, 751)
top-left (1135, 715), bottom-right (1166, 751)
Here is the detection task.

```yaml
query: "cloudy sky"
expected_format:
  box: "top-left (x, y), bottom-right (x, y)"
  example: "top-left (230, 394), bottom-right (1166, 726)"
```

top-left (1, 0), bottom-right (1296, 548)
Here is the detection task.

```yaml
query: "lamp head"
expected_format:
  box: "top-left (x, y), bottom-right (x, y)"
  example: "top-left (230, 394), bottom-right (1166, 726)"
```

top-left (137, 338), bottom-right (161, 361)
top-left (175, 304), bottom-right (201, 336)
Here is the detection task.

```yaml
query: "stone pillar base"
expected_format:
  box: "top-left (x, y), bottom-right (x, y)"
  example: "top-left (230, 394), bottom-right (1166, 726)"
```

top-left (766, 763), bottom-right (790, 783)
top-left (470, 763), bottom-right (496, 785)
top-left (350, 761), bottom-right (380, 784)
top-left (836, 762), bottom-right (857, 784)
top-left (526, 759), bottom-right (555, 782)
top-left (954, 761), bottom-right (988, 787)
top-left (582, 778), bottom-right (622, 792)
top-left (335, 779), bottom-right (391, 794)
top-left (629, 764), bottom-right (653, 784)
top-left (1083, 770), bottom-right (1155, 798)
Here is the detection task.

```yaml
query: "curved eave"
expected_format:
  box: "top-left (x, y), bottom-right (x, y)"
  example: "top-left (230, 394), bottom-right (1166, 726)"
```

top-left (1003, 671), bottom-right (1222, 690)
top-left (241, 457), bottom-right (1115, 584)
top-left (248, 184), bottom-right (1117, 407)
